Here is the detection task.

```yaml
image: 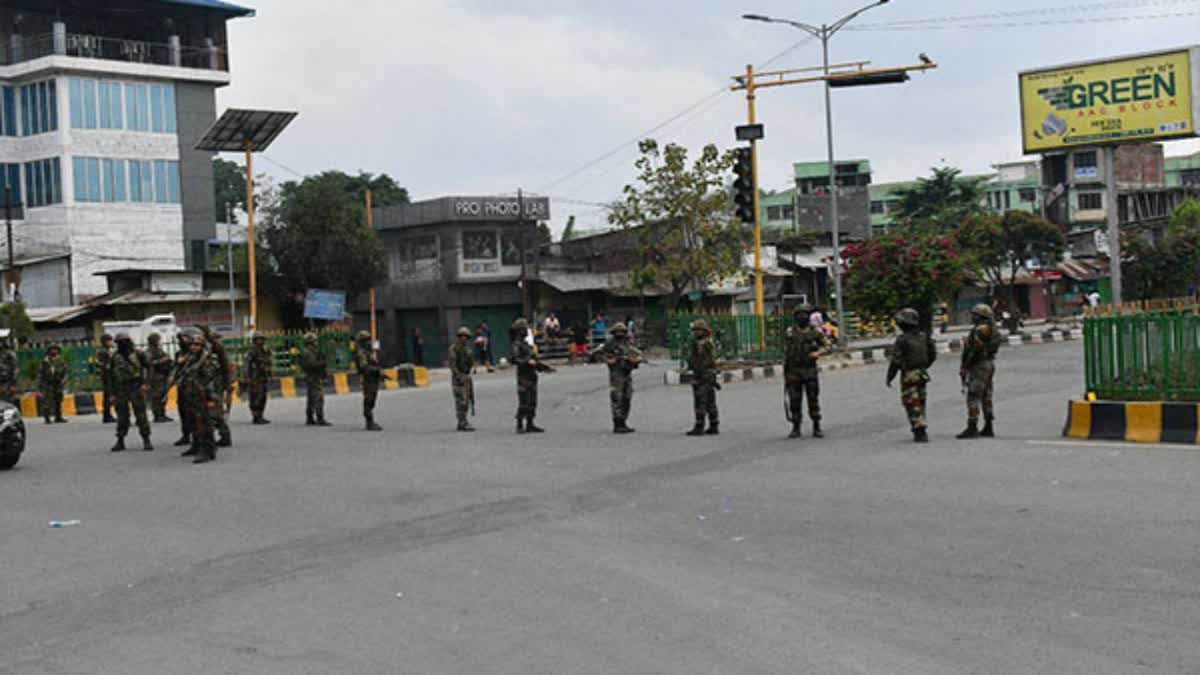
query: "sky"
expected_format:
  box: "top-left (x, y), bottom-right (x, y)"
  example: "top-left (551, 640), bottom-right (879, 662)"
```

top-left (216, 0), bottom-right (1200, 234)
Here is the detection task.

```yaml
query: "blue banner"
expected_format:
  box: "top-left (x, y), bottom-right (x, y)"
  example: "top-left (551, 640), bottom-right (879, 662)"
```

top-left (303, 289), bottom-right (346, 321)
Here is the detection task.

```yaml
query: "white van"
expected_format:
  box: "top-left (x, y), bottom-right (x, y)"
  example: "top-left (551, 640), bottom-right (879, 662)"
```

top-left (102, 315), bottom-right (179, 355)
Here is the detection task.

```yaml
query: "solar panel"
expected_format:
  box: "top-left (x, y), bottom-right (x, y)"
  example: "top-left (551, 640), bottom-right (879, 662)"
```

top-left (195, 108), bottom-right (297, 152)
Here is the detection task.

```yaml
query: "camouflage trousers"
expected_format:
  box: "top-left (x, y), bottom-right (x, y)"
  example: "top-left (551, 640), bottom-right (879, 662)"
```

top-left (177, 395), bottom-right (194, 438)
top-left (188, 397), bottom-right (220, 458)
top-left (965, 360), bottom-right (995, 421)
top-left (362, 383), bottom-right (379, 419)
top-left (516, 376), bottom-right (538, 419)
top-left (0, 382), bottom-right (17, 407)
top-left (113, 387), bottom-right (151, 440)
top-left (609, 376), bottom-right (632, 421)
top-left (305, 375), bottom-right (325, 421)
top-left (786, 378), bottom-right (820, 424)
top-left (248, 382), bottom-right (269, 417)
top-left (148, 377), bottom-right (168, 419)
top-left (900, 370), bottom-right (929, 430)
top-left (452, 376), bottom-right (473, 423)
top-left (691, 380), bottom-right (718, 424)
top-left (40, 387), bottom-right (63, 419)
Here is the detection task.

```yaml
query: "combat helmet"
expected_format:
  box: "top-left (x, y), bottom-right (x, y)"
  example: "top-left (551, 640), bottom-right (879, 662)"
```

top-left (356, 330), bottom-right (372, 342)
top-left (114, 331), bottom-right (132, 343)
top-left (971, 304), bottom-right (994, 321)
top-left (304, 332), bottom-right (317, 343)
top-left (147, 332), bottom-right (161, 344)
top-left (456, 326), bottom-right (472, 338)
top-left (690, 319), bottom-right (710, 334)
top-left (895, 308), bottom-right (920, 329)
top-left (250, 330), bottom-right (265, 342)
top-left (610, 322), bottom-right (628, 335)
top-left (511, 318), bottom-right (529, 331)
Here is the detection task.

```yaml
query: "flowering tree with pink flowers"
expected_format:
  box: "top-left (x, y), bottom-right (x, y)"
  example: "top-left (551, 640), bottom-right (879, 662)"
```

top-left (842, 229), bottom-right (968, 332)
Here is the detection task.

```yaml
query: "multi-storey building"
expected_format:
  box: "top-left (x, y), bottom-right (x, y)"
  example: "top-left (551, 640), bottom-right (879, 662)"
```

top-left (868, 160), bottom-right (1041, 235)
top-left (0, 0), bottom-right (252, 302)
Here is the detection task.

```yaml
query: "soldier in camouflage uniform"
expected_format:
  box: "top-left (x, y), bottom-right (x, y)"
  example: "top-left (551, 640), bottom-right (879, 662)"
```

top-left (243, 331), bottom-right (272, 425)
top-left (110, 332), bottom-right (153, 452)
top-left (0, 330), bottom-right (20, 406)
top-left (602, 322), bottom-right (641, 434)
top-left (167, 332), bottom-right (195, 447)
top-left (301, 333), bottom-right (331, 426)
top-left (38, 344), bottom-right (68, 424)
top-left (183, 330), bottom-right (223, 464)
top-left (353, 330), bottom-right (385, 431)
top-left (685, 319), bottom-right (719, 436)
top-left (784, 305), bottom-right (827, 439)
top-left (146, 332), bottom-right (173, 423)
top-left (449, 327), bottom-right (475, 432)
top-left (886, 308), bottom-right (936, 443)
top-left (97, 333), bottom-right (115, 423)
top-left (957, 303), bottom-right (1001, 439)
top-left (199, 326), bottom-right (233, 446)
top-left (510, 318), bottom-right (546, 433)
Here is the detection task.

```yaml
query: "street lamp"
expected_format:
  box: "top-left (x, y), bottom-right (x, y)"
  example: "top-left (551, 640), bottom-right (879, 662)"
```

top-left (743, 1), bottom-right (891, 350)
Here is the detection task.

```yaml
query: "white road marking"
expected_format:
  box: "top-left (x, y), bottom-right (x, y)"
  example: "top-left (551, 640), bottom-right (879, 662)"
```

top-left (1026, 439), bottom-right (1198, 452)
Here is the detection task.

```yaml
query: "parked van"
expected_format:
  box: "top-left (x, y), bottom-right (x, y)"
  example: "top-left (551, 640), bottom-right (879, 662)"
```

top-left (102, 315), bottom-right (178, 355)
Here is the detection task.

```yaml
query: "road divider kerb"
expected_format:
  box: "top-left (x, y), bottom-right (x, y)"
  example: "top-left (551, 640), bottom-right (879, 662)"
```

top-left (1063, 399), bottom-right (1200, 446)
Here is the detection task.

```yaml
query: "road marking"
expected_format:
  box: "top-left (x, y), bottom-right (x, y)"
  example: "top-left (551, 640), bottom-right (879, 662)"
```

top-left (1026, 439), bottom-right (1197, 452)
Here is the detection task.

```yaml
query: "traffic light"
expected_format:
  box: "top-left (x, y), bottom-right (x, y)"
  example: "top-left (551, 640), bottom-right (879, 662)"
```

top-left (732, 146), bottom-right (755, 224)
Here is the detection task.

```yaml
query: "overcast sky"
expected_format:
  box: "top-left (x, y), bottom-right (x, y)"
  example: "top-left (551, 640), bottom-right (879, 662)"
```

top-left (216, 0), bottom-right (1200, 232)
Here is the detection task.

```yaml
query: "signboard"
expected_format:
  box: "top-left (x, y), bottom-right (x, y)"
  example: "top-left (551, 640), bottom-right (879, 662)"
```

top-left (303, 289), bottom-right (346, 321)
top-left (1019, 48), bottom-right (1199, 153)
top-left (448, 197), bottom-right (550, 222)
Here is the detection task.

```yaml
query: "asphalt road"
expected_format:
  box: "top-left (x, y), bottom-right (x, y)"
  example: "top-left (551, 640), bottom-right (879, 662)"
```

top-left (3, 341), bottom-right (1198, 674)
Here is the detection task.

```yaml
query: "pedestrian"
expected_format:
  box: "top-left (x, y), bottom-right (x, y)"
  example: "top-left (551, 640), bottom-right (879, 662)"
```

top-left (510, 318), bottom-right (548, 433)
top-left (38, 344), bottom-right (68, 424)
top-left (167, 332), bottom-right (194, 447)
top-left (957, 303), bottom-right (1002, 439)
top-left (199, 326), bottom-right (233, 447)
top-left (886, 308), bottom-right (936, 443)
top-left (571, 322), bottom-right (589, 366)
top-left (146, 332), bottom-right (173, 423)
top-left (97, 333), bottom-right (115, 423)
top-left (784, 305), bottom-right (827, 439)
top-left (1086, 290), bottom-right (1101, 307)
top-left (411, 327), bottom-right (425, 366)
top-left (685, 319), bottom-right (719, 436)
top-left (590, 312), bottom-right (608, 345)
top-left (243, 331), bottom-right (272, 424)
top-left (480, 321), bottom-right (495, 371)
top-left (0, 329), bottom-right (19, 406)
top-left (182, 329), bottom-right (223, 464)
top-left (109, 332), bottom-right (152, 452)
top-left (354, 330), bottom-right (385, 431)
top-left (449, 326), bottom-right (475, 432)
top-left (602, 322), bottom-right (641, 433)
top-left (624, 315), bottom-right (637, 343)
top-left (301, 332), bottom-right (331, 426)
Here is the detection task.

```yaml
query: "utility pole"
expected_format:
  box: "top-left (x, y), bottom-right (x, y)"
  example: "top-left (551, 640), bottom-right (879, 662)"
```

top-left (226, 202), bottom-right (237, 334)
top-left (744, 64), bottom-right (765, 319)
top-left (366, 189), bottom-right (377, 341)
top-left (518, 189), bottom-right (530, 319)
top-left (3, 184), bottom-right (15, 303)
top-left (820, 26), bottom-right (847, 350)
top-left (244, 139), bottom-right (258, 331)
top-left (1104, 146), bottom-right (1122, 305)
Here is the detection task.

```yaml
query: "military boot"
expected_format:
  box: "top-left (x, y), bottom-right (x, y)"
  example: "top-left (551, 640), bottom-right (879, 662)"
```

top-left (686, 418), bottom-right (706, 436)
top-left (44, 416), bottom-right (52, 425)
top-left (705, 421), bottom-right (720, 436)
top-left (980, 417), bottom-right (995, 438)
top-left (316, 417), bottom-right (332, 427)
top-left (620, 419), bottom-right (636, 434)
top-left (365, 415), bottom-right (383, 432)
top-left (526, 418), bottom-right (545, 433)
top-left (142, 435), bottom-right (154, 451)
top-left (192, 451), bottom-right (214, 465)
top-left (217, 435), bottom-right (232, 448)
top-left (180, 447), bottom-right (197, 457)
top-left (55, 416), bottom-right (67, 423)
top-left (173, 434), bottom-right (191, 447)
top-left (914, 428), bottom-right (929, 443)
top-left (305, 414), bottom-right (316, 426)
top-left (788, 422), bottom-right (802, 439)
top-left (111, 437), bottom-right (126, 452)
top-left (457, 420), bottom-right (475, 432)
top-left (614, 419), bottom-right (633, 434)
top-left (102, 412), bottom-right (115, 424)
top-left (812, 421), bottom-right (824, 439)
top-left (956, 419), bottom-right (980, 439)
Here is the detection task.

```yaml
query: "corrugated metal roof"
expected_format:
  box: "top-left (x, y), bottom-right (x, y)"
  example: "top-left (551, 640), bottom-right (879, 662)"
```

top-left (163, 0), bottom-right (255, 16)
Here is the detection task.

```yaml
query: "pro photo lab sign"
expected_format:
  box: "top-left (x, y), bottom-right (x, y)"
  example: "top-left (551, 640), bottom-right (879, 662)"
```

top-left (449, 197), bottom-right (550, 221)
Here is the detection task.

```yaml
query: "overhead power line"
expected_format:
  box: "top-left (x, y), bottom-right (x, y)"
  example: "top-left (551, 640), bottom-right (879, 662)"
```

top-left (847, 9), bottom-right (1200, 31)
top-left (849, 0), bottom-right (1200, 28)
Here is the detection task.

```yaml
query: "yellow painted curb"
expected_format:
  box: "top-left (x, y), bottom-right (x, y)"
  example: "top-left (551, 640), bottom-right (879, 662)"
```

top-left (20, 394), bottom-right (36, 418)
top-left (414, 367), bottom-right (429, 387)
top-left (280, 377), bottom-right (297, 399)
top-left (1067, 400), bottom-right (1092, 440)
top-left (333, 372), bottom-right (349, 395)
top-left (62, 394), bottom-right (77, 418)
top-left (92, 392), bottom-right (103, 412)
top-left (1125, 402), bottom-right (1163, 444)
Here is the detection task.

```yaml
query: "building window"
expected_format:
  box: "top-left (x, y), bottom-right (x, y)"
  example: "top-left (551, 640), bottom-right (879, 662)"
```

top-left (1181, 169), bottom-right (1200, 186)
top-left (19, 80), bottom-right (57, 136)
top-left (1074, 152), bottom-right (1097, 169)
top-left (463, 231), bottom-right (497, 260)
top-left (1, 164), bottom-right (20, 205)
top-left (118, 82), bottom-right (174, 133)
top-left (782, 205), bottom-right (794, 219)
top-left (75, 157), bottom-right (171, 204)
top-left (1019, 188), bottom-right (1037, 203)
top-left (73, 157), bottom-right (102, 202)
top-left (0, 87), bottom-right (16, 137)
top-left (23, 158), bottom-right (61, 207)
top-left (767, 206), bottom-right (782, 220)
top-left (129, 160), bottom-right (152, 202)
top-left (1078, 192), bottom-right (1103, 210)
top-left (870, 200), bottom-right (884, 214)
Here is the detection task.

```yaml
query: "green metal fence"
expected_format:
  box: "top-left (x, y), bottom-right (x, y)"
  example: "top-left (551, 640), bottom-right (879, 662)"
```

top-left (1084, 309), bottom-right (1200, 401)
top-left (667, 315), bottom-right (789, 362)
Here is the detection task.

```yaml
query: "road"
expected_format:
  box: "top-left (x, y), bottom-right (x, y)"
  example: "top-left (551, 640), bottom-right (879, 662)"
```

top-left (2, 341), bottom-right (1198, 674)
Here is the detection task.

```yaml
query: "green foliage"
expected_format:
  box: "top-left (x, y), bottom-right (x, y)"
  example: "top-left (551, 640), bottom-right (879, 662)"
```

top-left (561, 215), bottom-right (576, 242)
top-left (213, 158), bottom-right (247, 223)
top-left (1122, 198), bottom-right (1200, 300)
top-left (890, 166), bottom-right (987, 229)
top-left (609, 139), bottom-right (746, 308)
top-left (0, 302), bottom-right (33, 340)
top-left (957, 210), bottom-right (1065, 299)
top-left (1167, 197), bottom-right (1200, 239)
top-left (536, 222), bottom-right (553, 249)
top-left (843, 228), bottom-right (968, 331)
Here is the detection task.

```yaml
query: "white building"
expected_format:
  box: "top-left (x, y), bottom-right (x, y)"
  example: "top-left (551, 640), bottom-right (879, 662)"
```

top-left (0, 0), bottom-right (253, 303)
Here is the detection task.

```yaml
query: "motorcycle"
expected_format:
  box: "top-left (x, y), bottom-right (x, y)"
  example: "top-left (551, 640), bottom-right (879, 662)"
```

top-left (0, 399), bottom-right (26, 470)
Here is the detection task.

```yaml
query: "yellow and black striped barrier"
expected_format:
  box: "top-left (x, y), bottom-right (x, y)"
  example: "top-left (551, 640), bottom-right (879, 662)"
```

top-left (1064, 400), bottom-right (1200, 445)
top-left (18, 367), bottom-right (429, 419)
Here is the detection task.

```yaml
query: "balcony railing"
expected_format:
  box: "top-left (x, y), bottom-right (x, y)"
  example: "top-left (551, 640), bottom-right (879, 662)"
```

top-left (2, 31), bottom-right (228, 72)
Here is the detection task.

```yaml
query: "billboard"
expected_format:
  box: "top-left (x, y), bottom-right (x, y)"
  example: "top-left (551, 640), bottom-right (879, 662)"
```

top-left (303, 289), bottom-right (346, 321)
top-left (1019, 48), bottom-right (1199, 154)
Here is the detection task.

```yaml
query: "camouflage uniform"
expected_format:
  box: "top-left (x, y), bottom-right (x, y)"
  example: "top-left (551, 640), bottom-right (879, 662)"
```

top-left (686, 320), bottom-right (719, 435)
top-left (958, 304), bottom-right (1002, 439)
top-left (110, 334), bottom-right (152, 451)
top-left (169, 334), bottom-right (195, 446)
top-left (201, 327), bottom-right (233, 446)
top-left (354, 331), bottom-right (384, 431)
top-left (146, 334), bottom-right (173, 422)
top-left (602, 323), bottom-right (641, 433)
top-left (784, 310), bottom-right (826, 438)
top-left (301, 334), bottom-right (330, 426)
top-left (0, 340), bottom-right (20, 406)
top-left (511, 318), bottom-right (544, 433)
top-left (244, 334), bottom-right (272, 424)
top-left (887, 308), bottom-right (936, 442)
top-left (183, 335), bottom-right (223, 464)
top-left (38, 347), bottom-right (68, 423)
top-left (449, 327), bottom-right (475, 431)
top-left (97, 336), bottom-right (115, 423)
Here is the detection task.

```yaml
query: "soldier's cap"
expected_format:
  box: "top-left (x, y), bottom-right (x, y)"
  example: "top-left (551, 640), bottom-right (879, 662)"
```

top-left (356, 330), bottom-right (372, 342)
top-left (304, 332), bottom-right (318, 343)
top-left (895, 308), bottom-right (920, 327)
top-left (100, 333), bottom-right (113, 342)
top-left (690, 319), bottom-right (709, 332)
top-left (115, 332), bottom-right (132, 342)
top-left (971, 303), bottom-right (994, 319)
top-left (457, 326), bottom-right (471, 338)
top-left (610, 322), bottom-right (628, 335)
top-left (147, 332), bottom-right (161, 342)
top-left (179, 327), bottom-right (202, 340)
top-left (511, 318), bottom-right (529, 331)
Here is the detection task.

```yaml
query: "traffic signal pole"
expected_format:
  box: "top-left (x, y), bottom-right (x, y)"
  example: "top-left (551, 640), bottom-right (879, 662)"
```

top-left (745, 64), bottom-right (764, 320)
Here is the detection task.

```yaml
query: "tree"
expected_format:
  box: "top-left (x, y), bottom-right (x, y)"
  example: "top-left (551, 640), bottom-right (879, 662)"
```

top-left (561, 215), bottom-right (577, 242)
top-left (957, 210), bottom-right (1065, 307)
top-left (213, 158), bottom-right (246, 223)
top-left (281, 170), bottom-right (410, 210)
top-left (609, 140), bottom-right (745, 310)
top-left (1167, 197), bottom-right (1200, 239)
top-left (890, 166), bottom-right (987, 229)
top-left (535, 222), bottom-right (553, 249)
top-left (1124, 199), bottom-right (1200, 300)
top-left (259, 173), bottom-right (388, 324)
top-left (0, 302), bottom-right (34, 341)
top-left (843, 228), bottom-right (969, 332)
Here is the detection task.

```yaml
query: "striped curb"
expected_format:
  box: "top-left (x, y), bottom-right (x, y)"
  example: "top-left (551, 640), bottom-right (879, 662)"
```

top-left (18, 366), bottom-right (430, 419)
top-left (1064, 400), bottom-right (1199, 445)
